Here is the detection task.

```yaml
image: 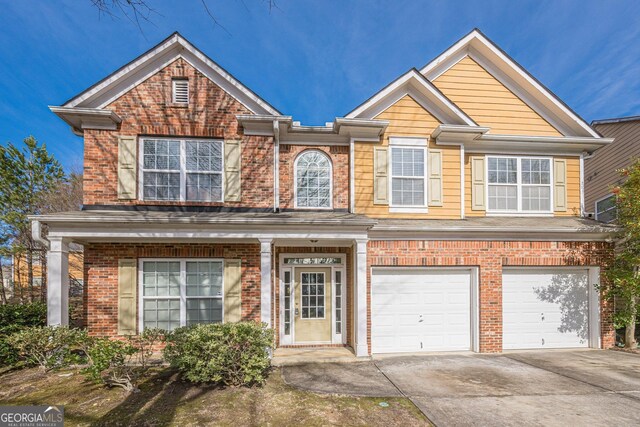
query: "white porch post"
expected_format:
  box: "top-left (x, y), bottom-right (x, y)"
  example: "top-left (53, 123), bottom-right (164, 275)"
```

top-left (259, 238), bottom-right (273, 326)
top-left (355, 239), bottom-right (368, 357)
top-left (47, 237), bottom-right (70, 326)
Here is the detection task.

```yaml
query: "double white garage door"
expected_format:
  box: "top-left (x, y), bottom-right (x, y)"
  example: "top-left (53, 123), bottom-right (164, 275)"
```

top-left (371, 267), bottom-right (595, 354)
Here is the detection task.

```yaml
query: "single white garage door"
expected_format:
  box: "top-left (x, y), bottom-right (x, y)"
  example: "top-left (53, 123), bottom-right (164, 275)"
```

top-left (371, 268), bottom-right (473, 354)
top-left (503, 269), bottom-right (590, 350)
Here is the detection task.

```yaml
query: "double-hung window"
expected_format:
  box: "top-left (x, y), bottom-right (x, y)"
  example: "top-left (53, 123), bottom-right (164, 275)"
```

top-left (141, 138), bottom-right (223, 202)
top-left (141, 259), bottom-right (223, 331)
top-left (487, 156), bottom-right (552, 213)
top-left (391, 146), bottom-right (426, 207)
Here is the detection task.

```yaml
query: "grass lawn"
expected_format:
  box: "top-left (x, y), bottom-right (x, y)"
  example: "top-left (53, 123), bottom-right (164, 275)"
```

top-left (0, 366), bottom-right (430, 426)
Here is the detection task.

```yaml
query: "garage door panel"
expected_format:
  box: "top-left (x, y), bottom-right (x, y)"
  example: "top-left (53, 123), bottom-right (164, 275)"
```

top-left (503, 269), bottom-right (589, 350)
top-left (371, 269), bottom-right (472, 354)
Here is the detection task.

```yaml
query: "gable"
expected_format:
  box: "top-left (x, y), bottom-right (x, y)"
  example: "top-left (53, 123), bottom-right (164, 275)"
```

top-left (374, 95), bottom-right (442, 136)
top-left (61, 32), bottom-right (279, 116)
top-left (432, 56), bottom-right (562, 136)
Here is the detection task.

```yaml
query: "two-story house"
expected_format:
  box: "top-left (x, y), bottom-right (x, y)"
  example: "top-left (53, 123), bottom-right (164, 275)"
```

top-left (33, 29), bottom-right (615, 356)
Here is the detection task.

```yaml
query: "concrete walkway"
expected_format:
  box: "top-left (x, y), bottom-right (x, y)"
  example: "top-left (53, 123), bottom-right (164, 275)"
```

top-left (282, 349), bottom-right (640, 426)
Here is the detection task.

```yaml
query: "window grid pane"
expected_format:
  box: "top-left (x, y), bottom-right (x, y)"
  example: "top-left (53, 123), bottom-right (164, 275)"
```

top-left (142, 139), bottom-right (223, 202)
top-left (487, 157), bottom-right (552, 212)
top-left (391, 147), bottom-right (425, 206)
top-left (301, 272), bottom-right (325, 319)
top-left (296, 151), bottom-right (331, 208)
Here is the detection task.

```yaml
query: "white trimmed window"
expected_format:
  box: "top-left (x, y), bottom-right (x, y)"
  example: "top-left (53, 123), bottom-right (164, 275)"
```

top-left (295, 150), bottom-right (332, 208)
top-left (141, 138), bottom-right (223, 202)
top-left (391, 146), bottom-right (426, 206)
top-left (140, 259), bottom-right (223, 331)
top-left (595, 194), bottom-right (616, 223)
top-left (172, 79), bottom-right (189, 104)
top-left (487, 156), bottom-right (552, 213)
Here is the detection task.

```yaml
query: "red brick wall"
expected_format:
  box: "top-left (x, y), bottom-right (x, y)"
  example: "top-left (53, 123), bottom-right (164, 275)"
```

top-left (83, 243), bottom-right (261, 336)
top-left (278, 145), bottom-right (349, 210)
top-left (367, 240), bottom-right (615, 353)
top-left (83, 58), bottom-right (274, 208)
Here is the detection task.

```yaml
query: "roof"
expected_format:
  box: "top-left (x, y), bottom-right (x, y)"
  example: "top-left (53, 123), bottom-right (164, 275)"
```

top-left (56, 32), bottom-right (280, 116)
top-left (31, 210), bottom-right (376, 227)
top-left (369, 216), bottom-right (615, 241)
top-left (591, 115), bottom-right (640, 126)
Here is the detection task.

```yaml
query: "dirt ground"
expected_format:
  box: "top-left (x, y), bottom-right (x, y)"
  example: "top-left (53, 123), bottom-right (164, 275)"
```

top-left (0, 366), bottom-right (429, 426)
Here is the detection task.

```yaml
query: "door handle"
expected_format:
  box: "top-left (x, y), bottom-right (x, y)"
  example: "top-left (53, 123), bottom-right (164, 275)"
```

top-left (418, 314), bottom-right (424, 323)
top-left (295, 308), bottom-right (300, 317)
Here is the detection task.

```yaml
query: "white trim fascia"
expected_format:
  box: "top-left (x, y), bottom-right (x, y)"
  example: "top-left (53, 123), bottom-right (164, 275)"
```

top-left (421, 30), bottom-right (601, 138)
top-left (389, 137), bottom-right (428, 146)
top-left (49, 106), bottom-right (122, 132)
top-left (64, 33), bottom-right (279, 116)
top-left (346, 69), bottom-right (477, 126)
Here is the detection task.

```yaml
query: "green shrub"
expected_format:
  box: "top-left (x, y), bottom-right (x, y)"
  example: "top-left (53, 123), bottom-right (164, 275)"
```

top-left (163, 322), bottom-right (274, 386)
top-left (0, 302), bottom-right (47, 366)
top-left (82, 338), bottom-right (139, 392)
top-left (7, 326), bottom-right (87, 371)
top-left (127, 327), bottom-right (164, 369)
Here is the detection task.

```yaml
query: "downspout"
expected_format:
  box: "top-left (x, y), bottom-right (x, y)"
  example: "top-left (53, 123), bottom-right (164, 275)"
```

top-left (460, 144), bottom-right (465, 219)
top-left (273, 120), bottom-right (280, 213)
top-left (32, 220), bottom-right (50, 250)
top-left (580, 152), bottom-right (586, 217)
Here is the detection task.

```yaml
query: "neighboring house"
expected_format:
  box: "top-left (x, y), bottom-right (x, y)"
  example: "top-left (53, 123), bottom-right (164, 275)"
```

top-left (586, 116), bottom-right (640, 223)
top-left (11, 249), bottom-right (84, 298)
top-left (33, 29), bottom-right (617, 355)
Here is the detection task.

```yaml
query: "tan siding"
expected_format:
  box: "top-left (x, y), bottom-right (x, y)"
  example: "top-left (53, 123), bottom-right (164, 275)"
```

top-left (463, 154), bottom-right (581, 217)
top-left (354, 95), bottom-right (462, 219)
top-left (433, 56), bottom-right (562, 137)
top-left (586, 121), bottom-right (640, 211)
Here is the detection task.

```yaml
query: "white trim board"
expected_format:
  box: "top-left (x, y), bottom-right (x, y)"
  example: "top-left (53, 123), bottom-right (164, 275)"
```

top-left (420, 29), bottom-right (600, 138)
top-left (62, 33), bottom-right (279, 116)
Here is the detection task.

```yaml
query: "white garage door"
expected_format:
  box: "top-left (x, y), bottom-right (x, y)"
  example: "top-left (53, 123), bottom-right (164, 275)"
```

top-left (503, 269), bottom-right (590, 350)
top-left (371, 268), bottom-right (473, 354)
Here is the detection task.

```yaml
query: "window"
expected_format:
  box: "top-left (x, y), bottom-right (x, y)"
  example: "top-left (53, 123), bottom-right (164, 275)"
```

top-left (595, 194), bottom-right (616, 223)
top-left (141, 138), bottom-right (223, 202)
top-left (172, 79), bottom-right (189, 104)
top-left (300, 272), bottom-right (325, 319)
top-left (487, 156), bottom-right (552, 213)
top-left (141, 259), bottom-right (223, 331)
top-left (391, 147), bottom-right (426, 206)
top-left (295, 151), bottom-right (332, 208)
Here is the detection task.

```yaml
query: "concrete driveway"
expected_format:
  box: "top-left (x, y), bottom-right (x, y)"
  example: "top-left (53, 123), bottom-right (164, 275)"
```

top-left (282, 349), bottom-right (640, 426)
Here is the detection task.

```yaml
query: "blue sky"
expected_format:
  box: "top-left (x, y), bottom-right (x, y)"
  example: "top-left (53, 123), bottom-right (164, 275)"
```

top-left (1, 0), bottom-right (639, 171)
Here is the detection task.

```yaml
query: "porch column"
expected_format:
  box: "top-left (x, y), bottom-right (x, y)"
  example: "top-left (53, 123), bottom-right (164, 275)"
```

top-left (259, 238), bottom-right (273, 326)
top-left (47, 237), bottom-right (70, 326)
top-left (355, 239), bottom-right (368, 357)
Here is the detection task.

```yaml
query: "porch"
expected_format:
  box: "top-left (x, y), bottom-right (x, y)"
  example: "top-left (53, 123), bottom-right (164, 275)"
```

top-left (31, 210), bottom-right (374, 357)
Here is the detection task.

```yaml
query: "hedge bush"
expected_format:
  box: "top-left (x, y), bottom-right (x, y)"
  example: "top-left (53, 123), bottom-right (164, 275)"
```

top-left (0, 302), bottom-right (47, 366)
top-left (7, 326), bottom-right (87, 370)
top-left (163, 322), bottom-right (274, 386)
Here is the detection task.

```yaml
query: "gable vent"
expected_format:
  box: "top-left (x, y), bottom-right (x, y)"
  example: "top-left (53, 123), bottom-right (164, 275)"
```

top-left (172, 79), bottom-right (189, 104)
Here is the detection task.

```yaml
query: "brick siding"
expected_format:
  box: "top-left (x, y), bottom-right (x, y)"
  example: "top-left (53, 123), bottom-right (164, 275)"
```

top-left (367, 240), bottom-right (615, 353)
top-left (83, 243), bottom-right (261, 336)
top-left (82, 58), bottom-right (274, 208)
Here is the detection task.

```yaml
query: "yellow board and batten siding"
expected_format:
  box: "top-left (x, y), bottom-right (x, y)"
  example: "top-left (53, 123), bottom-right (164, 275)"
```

top-left (354, 95), bottom-right (462, 219)
top-left (432, 56), bottom-right (562, 137)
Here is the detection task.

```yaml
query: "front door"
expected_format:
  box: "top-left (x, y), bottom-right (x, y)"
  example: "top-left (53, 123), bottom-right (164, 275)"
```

top-left (294, 267), bottom-right (332, 343)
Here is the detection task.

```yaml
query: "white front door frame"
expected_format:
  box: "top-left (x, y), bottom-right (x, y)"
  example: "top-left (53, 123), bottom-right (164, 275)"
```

top-left (278, 253), bottom-right (346, 346)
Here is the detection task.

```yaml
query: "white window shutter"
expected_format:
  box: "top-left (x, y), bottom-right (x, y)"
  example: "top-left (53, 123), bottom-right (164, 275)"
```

top-left (118, 259), bottom-right (137, 335)
top-left (373, 147), bottom-right (389, 205)
top-left (428, 149), bottom-right (443, 206)
top-left (554, 159), bottom-right (567, 212)
top-left (224, 140), bottom-right (242, 202)
top-left (471, 156), bottom-right (486, 211)
top-left (224, 259), bottom-right (242, 322)
top-left (117, 136), bottom-right (137, 200)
